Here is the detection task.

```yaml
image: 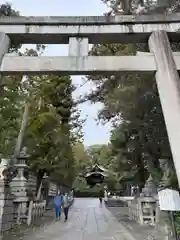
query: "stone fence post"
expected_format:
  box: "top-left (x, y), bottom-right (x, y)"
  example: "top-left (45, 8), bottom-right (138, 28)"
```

top-left (0, 159), bottom-right (14, 234)
top-left (27, 200), bottom-right (46, 225)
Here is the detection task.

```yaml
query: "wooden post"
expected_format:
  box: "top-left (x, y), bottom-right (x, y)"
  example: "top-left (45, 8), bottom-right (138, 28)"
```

top-left (138, 199), bottom-right (144, 225)
top-left (149, 30), bottom-right (180, 187)
top-left (169, 211), bottom-right (178, 240)
top-left (27, 201), bottom-right (33, 225)
top-left (36, 180), bottom-right (43, 201)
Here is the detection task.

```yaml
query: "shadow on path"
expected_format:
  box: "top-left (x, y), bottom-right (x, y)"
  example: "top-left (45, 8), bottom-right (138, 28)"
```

top-left (107, 206), bottom-right (174, 240)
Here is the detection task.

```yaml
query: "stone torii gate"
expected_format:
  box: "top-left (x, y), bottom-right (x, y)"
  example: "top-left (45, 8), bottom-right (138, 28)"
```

top-left (0, 14), bottom-right (180, 186)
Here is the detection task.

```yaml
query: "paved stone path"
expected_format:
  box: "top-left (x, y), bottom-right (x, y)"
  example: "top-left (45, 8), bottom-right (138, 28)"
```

top-left (21, 198), bottom-right (135, 240)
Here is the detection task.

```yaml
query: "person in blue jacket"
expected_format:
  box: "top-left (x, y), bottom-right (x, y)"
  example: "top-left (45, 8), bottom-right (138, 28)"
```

top-left (54, 190), bottom-right (63, 220)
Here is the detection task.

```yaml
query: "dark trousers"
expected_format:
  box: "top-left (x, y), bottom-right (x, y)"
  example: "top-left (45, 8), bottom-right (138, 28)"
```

top-left (64, 206), bottom-right (69, 220)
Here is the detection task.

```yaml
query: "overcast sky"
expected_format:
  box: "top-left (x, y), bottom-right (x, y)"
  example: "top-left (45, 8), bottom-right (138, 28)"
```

top-left (1, 0), bottom-right (111, 146)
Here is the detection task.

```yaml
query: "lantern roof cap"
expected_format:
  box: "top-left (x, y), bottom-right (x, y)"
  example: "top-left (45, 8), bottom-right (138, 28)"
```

top-left (91, 164), bottom-right (108, 172)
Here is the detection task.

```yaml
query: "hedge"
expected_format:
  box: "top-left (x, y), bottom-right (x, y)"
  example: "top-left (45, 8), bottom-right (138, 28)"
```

top-left (74, 191), bottom-right (104, 198)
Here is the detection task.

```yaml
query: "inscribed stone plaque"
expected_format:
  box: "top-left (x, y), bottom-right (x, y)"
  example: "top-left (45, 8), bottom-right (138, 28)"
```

top-left (158, 188), bottom-right (180, 211)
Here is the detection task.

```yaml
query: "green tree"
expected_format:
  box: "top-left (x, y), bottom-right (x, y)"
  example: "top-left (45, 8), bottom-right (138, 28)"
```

top-left (73, 142), bottom-right (89, 172)
top-left (0, 3), bottom-right (83, 188)
top-left (0, 3), bottom-right (24, 158)
top-left (82, 0), bottom-right (179, 189)
top-left (24, 74), bottom-right (82, 187)
top-left (86, 144), bottom-right (113, 167)
top-left (103, 0), bottom-right (178, 15)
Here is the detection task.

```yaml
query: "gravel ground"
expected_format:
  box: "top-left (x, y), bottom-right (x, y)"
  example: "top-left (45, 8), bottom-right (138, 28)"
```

top-left (2, 210), bottom-right (55, 240)
top-left (107, 206), bottom-right (174, 240)
top-left (2, 200), bottom-right (74, 240)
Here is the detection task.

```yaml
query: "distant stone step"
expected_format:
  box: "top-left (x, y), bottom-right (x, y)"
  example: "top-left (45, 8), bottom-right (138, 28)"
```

top-left (105, 199), bottom-right (127, 207)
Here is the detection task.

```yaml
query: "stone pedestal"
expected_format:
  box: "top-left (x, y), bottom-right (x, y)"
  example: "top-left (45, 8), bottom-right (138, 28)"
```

top-left (138, 197), bottom-right (156, 225)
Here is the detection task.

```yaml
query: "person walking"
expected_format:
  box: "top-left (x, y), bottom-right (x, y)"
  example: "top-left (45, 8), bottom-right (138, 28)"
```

top-left (63, 192), bottom-right (69, 222)
top-left (99, 196), bottom-right (103, 204)
top-left (99, 190), bottom-right (103, 205)
top-left (54, 190), bottom-right (63, 220)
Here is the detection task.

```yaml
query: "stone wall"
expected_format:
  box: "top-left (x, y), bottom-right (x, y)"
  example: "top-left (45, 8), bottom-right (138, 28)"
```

top-left (0, 194), bottom-right (14, 232)
top-left (0, 179), bottom-right (15, 234)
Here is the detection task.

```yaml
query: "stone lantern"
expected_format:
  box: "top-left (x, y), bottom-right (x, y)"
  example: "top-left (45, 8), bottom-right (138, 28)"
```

top-left (159, 158), bottom-right (170, 189)
top-left (141, 174), bottom-right (157, 197)
top-left (0, 158), bottom-right (10, 182)
top-left (10, 147), bottom-right (29, 223)
top-left (0, 158), bottom-right (12, 196)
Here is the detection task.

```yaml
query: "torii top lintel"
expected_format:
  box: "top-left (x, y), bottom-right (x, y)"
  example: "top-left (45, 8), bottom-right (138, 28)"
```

top-left (1, 14), bottom-right (180, 25)
top-left (0, 14), bottom-right (180, 44)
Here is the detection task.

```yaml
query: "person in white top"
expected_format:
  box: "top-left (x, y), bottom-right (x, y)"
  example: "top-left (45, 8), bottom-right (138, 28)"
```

top-left (63, 192), bottom-right (69, 222)
top-left (104, 190), bottom-right (108, 202)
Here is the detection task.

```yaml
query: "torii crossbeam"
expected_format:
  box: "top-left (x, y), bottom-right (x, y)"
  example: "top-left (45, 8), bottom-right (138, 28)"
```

top-left (0, 14), bottom-right (180, 75)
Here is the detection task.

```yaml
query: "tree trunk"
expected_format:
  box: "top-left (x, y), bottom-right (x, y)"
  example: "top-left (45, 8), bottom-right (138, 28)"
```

top-left (13, 103), bottom-right (29, 163)
top-left (135, 135), bottom-right (146, 191)
top-left (135, 149), bottom-right (146, 191)
top-left (147, 153), bottom-right (162, 185)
